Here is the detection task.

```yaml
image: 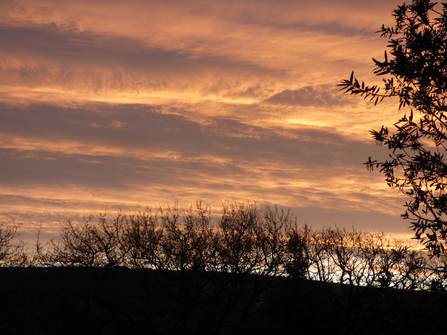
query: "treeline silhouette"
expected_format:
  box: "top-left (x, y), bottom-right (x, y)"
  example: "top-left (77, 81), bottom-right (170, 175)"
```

top-left (1, 201), bottom-right (447, 334)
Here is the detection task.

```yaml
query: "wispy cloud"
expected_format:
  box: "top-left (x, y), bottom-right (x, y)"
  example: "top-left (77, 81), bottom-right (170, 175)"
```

top-left (264, 85), bottom-right (351, 107)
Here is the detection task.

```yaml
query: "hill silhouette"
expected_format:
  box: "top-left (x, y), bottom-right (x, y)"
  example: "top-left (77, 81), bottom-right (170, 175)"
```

top-left (0, 266), bottom-right (446, 335)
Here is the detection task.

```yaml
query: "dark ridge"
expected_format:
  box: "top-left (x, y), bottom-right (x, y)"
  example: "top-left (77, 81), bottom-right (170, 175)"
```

top-left (0, 266), bottom-right (445, 335)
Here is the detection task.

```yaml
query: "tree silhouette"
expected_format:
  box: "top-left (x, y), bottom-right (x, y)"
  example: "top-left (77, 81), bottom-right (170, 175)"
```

top-left (0, 221), bottom-right (26, 265)
top-left (2, 203), bottom-right (447, 333)
top-left (340, 0), bottom-right (447, 255)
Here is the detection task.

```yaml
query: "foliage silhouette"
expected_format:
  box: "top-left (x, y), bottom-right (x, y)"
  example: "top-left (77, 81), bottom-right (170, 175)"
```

top-left (340, 0), bottom-right (447, 255)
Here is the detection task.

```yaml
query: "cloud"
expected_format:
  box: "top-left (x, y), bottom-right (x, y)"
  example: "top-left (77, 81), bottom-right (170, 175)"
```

top-left (1, 0), bottom-right (395, 83)
top-left (0, 102), bottom-right (393, 214)
top-left (0, 24), bottom-right (292, 105)
top-left (0, 0), bottom-right (414, 241)
top-left (264, 85), bottom-right (350, 107)
top-left (0, 114), bottom-right (405, 239)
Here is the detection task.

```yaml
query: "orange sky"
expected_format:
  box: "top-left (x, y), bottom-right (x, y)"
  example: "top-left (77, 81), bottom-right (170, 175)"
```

top-left (0, 0), bottom-right (415, 240)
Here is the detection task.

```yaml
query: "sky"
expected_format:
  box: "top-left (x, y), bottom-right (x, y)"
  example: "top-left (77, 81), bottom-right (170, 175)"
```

top-left (0, 0), bottom-right (415, 240)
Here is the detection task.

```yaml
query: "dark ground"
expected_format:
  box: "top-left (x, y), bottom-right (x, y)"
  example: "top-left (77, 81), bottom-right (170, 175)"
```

top-left (0, 267), bottom-right (445, 335)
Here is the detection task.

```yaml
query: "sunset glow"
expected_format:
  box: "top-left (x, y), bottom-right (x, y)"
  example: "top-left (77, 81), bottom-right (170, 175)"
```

top-left (0, 0), bottom-right (416, 240)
